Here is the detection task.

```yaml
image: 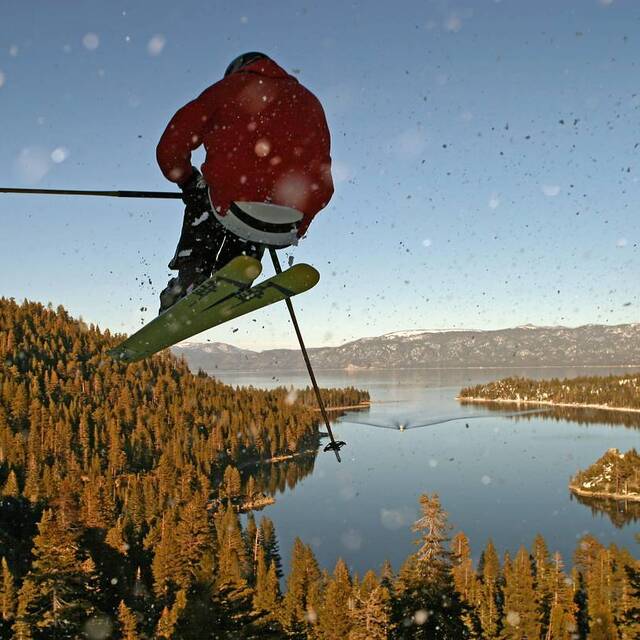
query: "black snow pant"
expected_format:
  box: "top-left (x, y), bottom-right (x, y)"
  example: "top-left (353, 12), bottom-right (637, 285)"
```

top-left (169, 196), bottom-right (265, 279)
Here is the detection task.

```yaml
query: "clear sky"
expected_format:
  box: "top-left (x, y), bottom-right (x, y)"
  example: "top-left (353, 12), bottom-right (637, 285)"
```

top-left (1, 0), bottom-right (638, 350)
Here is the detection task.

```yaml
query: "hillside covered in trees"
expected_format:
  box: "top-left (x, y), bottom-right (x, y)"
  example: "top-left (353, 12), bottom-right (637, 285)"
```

top-left (0, 298), bottom-right (639, 638)
top-left (459, 374), bottom-right (640, 411)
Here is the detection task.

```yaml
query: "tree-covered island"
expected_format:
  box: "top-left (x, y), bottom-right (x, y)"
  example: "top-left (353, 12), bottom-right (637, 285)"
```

top-left (570, 448), bottom-right (640, 503)
top-left (458, 374), bottom-right (640, 412)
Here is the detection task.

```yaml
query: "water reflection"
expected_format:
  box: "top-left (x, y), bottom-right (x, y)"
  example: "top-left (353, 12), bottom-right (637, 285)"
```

top-left (241, 448), bottom-right (319, 504)
top-left (458, 401), bottom-right (640, 429)
top-left (570, 492), bottom-right (640, 528)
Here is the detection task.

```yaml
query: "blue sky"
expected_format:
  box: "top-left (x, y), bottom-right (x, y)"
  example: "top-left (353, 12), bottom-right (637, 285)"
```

top-left (1, 0), bottom-right (638, 349)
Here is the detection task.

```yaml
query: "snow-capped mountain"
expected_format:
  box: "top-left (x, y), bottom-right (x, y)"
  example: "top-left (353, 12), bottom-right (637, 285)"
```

top-left (172, 323), bottom-right (640, 372)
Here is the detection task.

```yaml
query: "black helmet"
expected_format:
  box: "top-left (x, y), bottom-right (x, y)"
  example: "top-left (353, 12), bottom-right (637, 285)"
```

top-left (224, 52), bottom-right (269, 77)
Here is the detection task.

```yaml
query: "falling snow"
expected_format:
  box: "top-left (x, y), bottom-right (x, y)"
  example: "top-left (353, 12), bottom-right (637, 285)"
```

top-left (51, 147), bottom-right (70, 163)
top-left (341, 528), bottom-right (363, 550)
top-left (506, 611), bottom-right (521, 627)
top-left (380, 506), bottom-right (415, 530)
top-left (82, 33), bottom-right (100, 50)
top-left (254, 138), bottom-right (271, 157)
top-left (541, 184), bottom-right (561, 197)
top-left (147, 34), bottom-right (166, 56)
top-left (445, 14), bottom-right (463, 32)
top-left (285, 387), bottom-right (298, 405)
top-left (414, 609), bottom-right (429, 625)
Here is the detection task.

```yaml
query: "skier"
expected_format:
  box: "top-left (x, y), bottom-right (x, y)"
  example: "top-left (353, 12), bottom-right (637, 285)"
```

top-left (156, 52), bottom-right (334, 313)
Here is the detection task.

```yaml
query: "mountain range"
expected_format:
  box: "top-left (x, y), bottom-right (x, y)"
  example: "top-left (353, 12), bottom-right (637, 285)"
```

top-left (172, 323), bottom-right (640, 372)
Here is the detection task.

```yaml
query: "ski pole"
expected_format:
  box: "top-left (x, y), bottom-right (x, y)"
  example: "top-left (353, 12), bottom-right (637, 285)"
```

top-left (0, 187), bottom-right (182, 199)
top-left (269, 248), bottom-right (345, 463)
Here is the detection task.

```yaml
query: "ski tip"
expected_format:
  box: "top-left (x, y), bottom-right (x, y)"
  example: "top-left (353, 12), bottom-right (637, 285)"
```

top-left (289, 264), bottom-right (320, 290)
top-left (229, 255), bottom-right (262, 280)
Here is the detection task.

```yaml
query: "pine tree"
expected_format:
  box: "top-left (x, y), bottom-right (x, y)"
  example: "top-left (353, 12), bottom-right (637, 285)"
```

top-left (14, 509), bottom-right (100, 636)
top-left (12, 577), bottom-right (37, 639)
top-left (451, 531), bottom-right (480, 638)
top-left (349, 572), bottom-right (391, 640)
top-left (260, 516), bottom-right (283, 579)
top-left (412, 494), bottom-right (452, 583)
top-left (451, 531), bottom-right (475, 601)
top-left (500, 546), bottom-right (540, 640)
top-left (174, 492), bottom-right (213, 589)
top-left (156, 605), bottom-right (175, 638)
top-left (547, 552), bottom-right (578, 640)
top-left (318, 558), bottom-right (353, 639)
top-left (215, 504), bottom-right (248, 586)
top-left (253, 551), bottom-right (282, 633)
top-left (169, 588), bottom-right (188, 631)
top-left (152, 513), bottom-right (182, 598)
top-left (0, 556), bottom-right (16, 622)
top-left (531, 533), bottom-right (553, 636)
top-left (213, 571), bottom-right (259, 637)
top-left (394, 494), bottom-right (467, 639)
top-left (253, 547), bottom-right (280, 616)
top-left (244, 511), bottom-right (259, 584)
top-left (586, 546), bottom-right (617, 640)
top-left (117, 600), bottom-right (140, 640)
top-left (280, 537), bottom-right (322, 635)
top-left (223, 464), bottom-right (241, 499)
top-left (478, 540), bottom-right (501, 640)
top-left (2, 469), bottom-right (19, 497)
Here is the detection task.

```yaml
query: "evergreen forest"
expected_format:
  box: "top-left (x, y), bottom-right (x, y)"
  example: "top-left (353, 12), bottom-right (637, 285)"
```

top-left (0, 298), bottom-right (639, 638)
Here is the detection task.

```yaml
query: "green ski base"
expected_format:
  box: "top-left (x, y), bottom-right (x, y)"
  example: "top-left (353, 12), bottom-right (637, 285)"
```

top-left (108, 256), bottom-right (319, 363)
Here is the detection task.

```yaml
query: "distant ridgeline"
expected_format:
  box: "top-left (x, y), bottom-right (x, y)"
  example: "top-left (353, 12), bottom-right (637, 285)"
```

top-left (570, 448), bottom-right (640, 503)
top-left (173, 323), bottom-right (640, 371)
top-left (0, 299), bottom-right (639, 638)
top-left (459, 374), bottom-right (640, 411)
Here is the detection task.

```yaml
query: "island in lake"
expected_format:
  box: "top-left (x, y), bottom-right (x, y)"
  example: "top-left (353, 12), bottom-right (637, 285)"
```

top-left (569, 448), bottom-right (640, 503)
top-left (458, 373), bottom-right (640, 413)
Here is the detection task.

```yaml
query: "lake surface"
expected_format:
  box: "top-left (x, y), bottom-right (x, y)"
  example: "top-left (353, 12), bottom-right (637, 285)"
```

top-left (214, 367), bottom-right (640, 576)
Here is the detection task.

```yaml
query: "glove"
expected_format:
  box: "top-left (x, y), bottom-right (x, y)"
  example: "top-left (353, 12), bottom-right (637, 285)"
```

top-left (180, 167), bottom-right (210, 210)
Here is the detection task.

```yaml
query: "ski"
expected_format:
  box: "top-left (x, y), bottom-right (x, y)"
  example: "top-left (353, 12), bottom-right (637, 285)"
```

top-left (109, 257), bottom-right (319, 363)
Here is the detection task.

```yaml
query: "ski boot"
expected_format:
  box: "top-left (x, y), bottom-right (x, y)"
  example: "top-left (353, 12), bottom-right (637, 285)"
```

top-left (158, 269), bottom-right (207, 314)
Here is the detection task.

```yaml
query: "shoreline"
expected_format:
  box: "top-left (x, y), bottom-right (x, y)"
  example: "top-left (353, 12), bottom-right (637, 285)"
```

top-left (457, 396), bottom-right (640, 415)
top-left (569, 484), bottom-right (640, 503)
top-left (314, 402), bottom-right (371, 412)
top-left (237, 446), bottom-right (317, 470)
top-left (262, 448), bottom-right (317, 464)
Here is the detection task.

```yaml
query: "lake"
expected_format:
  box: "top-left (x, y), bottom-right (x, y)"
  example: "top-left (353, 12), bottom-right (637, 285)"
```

top-left (214, 366), bottom-right (640, 576)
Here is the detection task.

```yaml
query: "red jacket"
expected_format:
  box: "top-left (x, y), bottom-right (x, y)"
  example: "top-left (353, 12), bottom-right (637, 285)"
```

top-left (157, 58), bottom-right (333, 237)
